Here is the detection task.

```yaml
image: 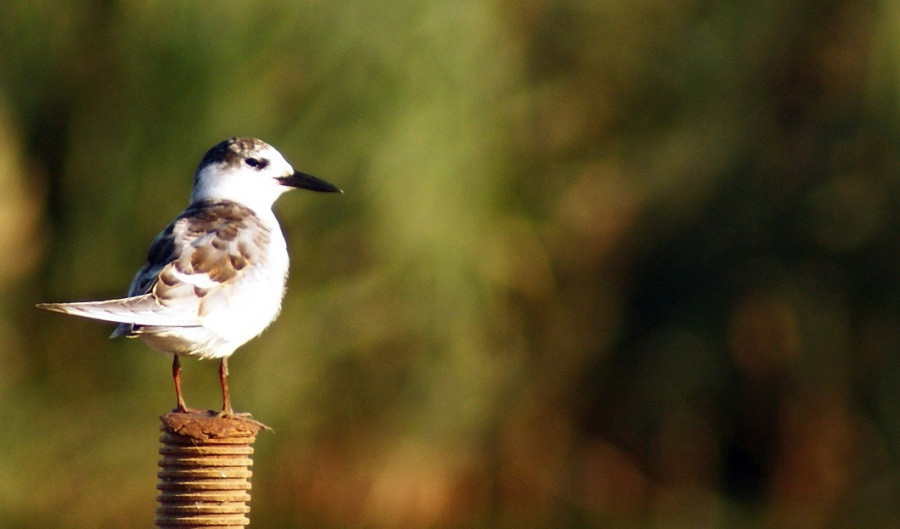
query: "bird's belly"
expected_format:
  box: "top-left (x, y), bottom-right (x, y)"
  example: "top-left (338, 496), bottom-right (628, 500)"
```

top-left (139, 327), bottom-right (228, 359)
top-left (141, 266), bottom-right (288, 360)
top-left (202, 281), bottom-right (285, 347)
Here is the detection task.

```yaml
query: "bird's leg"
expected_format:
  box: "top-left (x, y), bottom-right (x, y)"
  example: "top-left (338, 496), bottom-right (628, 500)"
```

top-left (219, 358), bottom-right (233, 417)
top-left (172, 355), bottom-right (189, 413)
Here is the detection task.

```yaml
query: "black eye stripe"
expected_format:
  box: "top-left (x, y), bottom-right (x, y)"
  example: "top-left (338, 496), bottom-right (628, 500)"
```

top-left (245, 157), bottom-right (269, 169)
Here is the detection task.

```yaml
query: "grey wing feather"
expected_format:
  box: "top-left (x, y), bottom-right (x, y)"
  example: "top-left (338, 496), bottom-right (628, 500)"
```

top-left (37, 200), bottom-right (267, 338)
top-left (35, 217), bottom-right (199, 336)
top-left (36, 295), bottom-right (199, 327)
top-left (109, 222), bottom-right (186, 337)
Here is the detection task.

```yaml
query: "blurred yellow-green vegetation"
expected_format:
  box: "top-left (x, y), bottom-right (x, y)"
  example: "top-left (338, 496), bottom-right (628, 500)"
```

top-left (1, 0), bottom-right (899, 527)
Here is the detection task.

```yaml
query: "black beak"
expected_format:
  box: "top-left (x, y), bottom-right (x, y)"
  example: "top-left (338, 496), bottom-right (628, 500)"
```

top-left (277, 172), bottom-right (342, 193)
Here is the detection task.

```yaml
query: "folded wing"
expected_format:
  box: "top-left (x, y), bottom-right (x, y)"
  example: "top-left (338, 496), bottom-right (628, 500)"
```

top-left (37, 200), bottom-right (270, 339)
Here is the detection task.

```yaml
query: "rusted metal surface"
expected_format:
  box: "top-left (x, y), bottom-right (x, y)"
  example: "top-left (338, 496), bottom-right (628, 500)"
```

top-left (156, 411), bottom-right (269, 529)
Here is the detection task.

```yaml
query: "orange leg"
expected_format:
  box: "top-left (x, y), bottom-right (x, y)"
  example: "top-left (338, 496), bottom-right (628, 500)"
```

top-left (219, 358), bottom-right (233, 417)
top-left (172, 355), bottom-right (188, 413)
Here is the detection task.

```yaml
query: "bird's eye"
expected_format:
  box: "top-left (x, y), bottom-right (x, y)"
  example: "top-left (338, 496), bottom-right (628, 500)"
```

top-left (245, 157), bottom-right (269, 169)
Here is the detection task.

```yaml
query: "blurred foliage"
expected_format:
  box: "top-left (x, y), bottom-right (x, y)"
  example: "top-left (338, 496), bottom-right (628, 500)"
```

top-left (1, 0), bottom-right (899, 527)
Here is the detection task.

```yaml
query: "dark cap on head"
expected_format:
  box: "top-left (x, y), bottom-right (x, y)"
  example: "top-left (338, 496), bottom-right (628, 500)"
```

top-left (195, 137), bottom-right (270, 181)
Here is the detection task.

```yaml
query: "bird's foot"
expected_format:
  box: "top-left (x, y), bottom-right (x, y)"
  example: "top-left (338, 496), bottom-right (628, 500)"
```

top-left (215, 408), bottom-right (272, 430)
top-left (216, 408), bottom-right (254, 419)
top-left (173, 404), bottom-right (210, 415)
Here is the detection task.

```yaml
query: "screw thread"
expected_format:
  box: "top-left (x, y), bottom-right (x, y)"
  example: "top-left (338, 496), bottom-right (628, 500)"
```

top-left (155, 412), bottom-right (268, 529)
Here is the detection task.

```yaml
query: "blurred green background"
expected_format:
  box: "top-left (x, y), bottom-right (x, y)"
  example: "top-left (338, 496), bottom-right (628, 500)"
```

top-left (1, 0), bottom-right (898, 527)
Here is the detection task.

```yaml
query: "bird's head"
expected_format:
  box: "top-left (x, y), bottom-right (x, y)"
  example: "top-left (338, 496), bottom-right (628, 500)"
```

top-left (190, 137), bottom-right (341, 213)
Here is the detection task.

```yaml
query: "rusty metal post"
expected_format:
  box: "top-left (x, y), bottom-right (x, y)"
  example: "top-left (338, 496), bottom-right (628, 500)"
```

top-left (155, 411), bottom-right (269, 529)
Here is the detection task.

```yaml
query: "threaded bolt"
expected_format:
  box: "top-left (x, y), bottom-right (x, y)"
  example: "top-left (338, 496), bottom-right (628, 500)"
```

top-left (156, 411), bottom-right (268, 529)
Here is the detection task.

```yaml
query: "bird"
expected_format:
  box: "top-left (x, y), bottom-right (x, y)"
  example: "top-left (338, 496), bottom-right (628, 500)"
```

top-left (37, 136), bottom-right (341, 416)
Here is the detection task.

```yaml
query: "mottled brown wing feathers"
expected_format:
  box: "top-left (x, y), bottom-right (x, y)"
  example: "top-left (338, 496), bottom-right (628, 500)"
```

top-left (117, 200), bottom-right (270, 333)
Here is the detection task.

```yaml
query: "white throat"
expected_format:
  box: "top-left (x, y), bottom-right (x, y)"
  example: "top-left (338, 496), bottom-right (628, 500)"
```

top-left (190, 165), bottom-right (289, 218)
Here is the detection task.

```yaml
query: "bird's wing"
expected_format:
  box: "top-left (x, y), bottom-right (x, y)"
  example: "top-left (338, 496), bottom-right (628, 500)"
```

top-left (148, 200), bottom-right (272, 318)
top-left (36, 294), bottom-right (196, 326)
top-left (38, 200), bottom-right (272, 336)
